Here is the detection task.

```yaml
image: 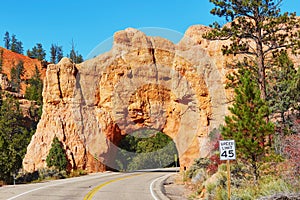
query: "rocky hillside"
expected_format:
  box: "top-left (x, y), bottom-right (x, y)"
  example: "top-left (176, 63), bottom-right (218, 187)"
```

top-left (0, 47), bottom-right (47, 122)
top-left (0, 47), bottom-right (46, 94)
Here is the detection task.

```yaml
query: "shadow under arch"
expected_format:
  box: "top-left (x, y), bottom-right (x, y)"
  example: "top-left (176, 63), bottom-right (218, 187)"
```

top-left (114, 128), bottom-right (179, 171)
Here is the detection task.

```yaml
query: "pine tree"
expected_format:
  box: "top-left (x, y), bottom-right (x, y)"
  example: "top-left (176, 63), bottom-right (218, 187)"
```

top-left (205, 0), bottom-right (300, 100)
top-left (15, 41), bottom-right (23, 55)
top-left (26, 49), bottom-right (32, 58)
top-left (50, 44), bottom-right (63, 64)
top-left (56, 46), bottom-right (63, 63)
top-left (10, 61), bottom-right (24, 93)
top-left (50, 44), bottom-right (57, 63)
top-left (25, 65), bottom-right (43, 105)
top-left (10, 35), bottom-right (23, 54)
top-left (10, 35), bottom-right (17, 53)
top-left (3, 31), bottom-right (10, 49)
top-left (27, 43), bottom-right (46, 61)
top-left (46, 136), bottom-right (68, 171)
top-left (0, 93), bottom-right (29, 184)
top-left (25, 65), bottom-right (43, 119)
top-left (69, 48), bottom-right (77, 63)
top-left (222, 70), bottom-right (274, 182)
top-left (268, 51), bottom-right (300, 135)
top-left (68, 41), bottom-right (83, 64)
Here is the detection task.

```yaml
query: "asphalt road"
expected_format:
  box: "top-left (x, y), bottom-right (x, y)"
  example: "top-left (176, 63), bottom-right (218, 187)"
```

top-left (0, 169), bottom-right (177, 200)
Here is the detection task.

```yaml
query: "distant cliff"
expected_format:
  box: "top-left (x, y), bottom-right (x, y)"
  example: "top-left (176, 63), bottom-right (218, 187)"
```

top-left (0, 47), bottom-right (46, 94)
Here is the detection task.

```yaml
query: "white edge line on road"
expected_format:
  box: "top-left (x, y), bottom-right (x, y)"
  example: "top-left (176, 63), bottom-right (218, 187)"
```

top-left (150, 174), bottom-right (170, 200)
top-left (7, 184), bottom-right (55, 200)
top-left (7, 172), bottom-right (117, 200)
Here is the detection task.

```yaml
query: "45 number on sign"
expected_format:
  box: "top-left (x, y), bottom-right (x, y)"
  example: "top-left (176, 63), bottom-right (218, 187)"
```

top-left (220, 149), bottom-right (234, 159)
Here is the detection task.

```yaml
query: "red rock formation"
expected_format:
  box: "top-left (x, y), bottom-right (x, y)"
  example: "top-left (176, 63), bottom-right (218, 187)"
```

top-left (23, 25), bottom-right (300, 173)
top-left (0, 47), bottom-right (46, 94)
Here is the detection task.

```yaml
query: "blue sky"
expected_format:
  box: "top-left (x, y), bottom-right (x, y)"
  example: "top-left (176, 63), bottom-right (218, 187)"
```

top-left (1, 0), bottom-right (299, 60)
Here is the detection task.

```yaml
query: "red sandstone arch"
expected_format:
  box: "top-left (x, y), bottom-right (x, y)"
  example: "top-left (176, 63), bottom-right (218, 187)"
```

top-left (23, 28), bottom-right (227, 172)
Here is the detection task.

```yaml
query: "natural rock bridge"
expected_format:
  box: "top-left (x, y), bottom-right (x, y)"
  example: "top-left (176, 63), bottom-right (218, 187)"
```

top-left (24, 26), bottom-right (230, 172)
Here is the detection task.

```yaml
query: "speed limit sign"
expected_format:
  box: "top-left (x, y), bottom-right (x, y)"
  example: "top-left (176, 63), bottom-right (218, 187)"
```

top-left (219, 140), bottom-right (236, 160)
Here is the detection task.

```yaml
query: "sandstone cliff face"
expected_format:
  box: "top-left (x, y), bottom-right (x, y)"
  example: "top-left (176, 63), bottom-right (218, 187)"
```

top-left (24, 24), bottom-right (299, 172)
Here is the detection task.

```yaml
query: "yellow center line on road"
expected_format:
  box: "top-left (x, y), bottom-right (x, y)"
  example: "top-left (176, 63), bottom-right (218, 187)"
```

top-left (83, 173), bottom-right (143, 200)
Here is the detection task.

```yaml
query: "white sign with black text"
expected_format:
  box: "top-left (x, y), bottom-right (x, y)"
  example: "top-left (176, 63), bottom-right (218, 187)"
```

top-left (219, 140), bottom-right (236, 160)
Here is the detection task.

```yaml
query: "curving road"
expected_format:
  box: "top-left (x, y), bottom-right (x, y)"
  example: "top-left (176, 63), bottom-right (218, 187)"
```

top-left (0, 169), bottom-right (177, 200)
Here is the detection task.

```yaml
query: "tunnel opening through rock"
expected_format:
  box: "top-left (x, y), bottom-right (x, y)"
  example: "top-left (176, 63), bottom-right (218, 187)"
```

top-left (115, 129), bottom-right (179, 171)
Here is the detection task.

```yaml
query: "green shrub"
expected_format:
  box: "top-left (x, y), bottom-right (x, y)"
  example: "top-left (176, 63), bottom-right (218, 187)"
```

top-left (69, 169), bottom-right (87, 177)
top-left (38, 168), bottom-right (67, 180)
top-left (231, 177), bottom-right (293, 200)
top-left (203, 169), bottom-right (227, 199)
top-left (215, 186), bottom-right (227, 200)
top-left (258, 178), bottom-right (291, 197)
top-left (46, 136), bottom-right (68, 171)
top-left (206, 182), bottom-right (216, 194)
top-left (187, 158), bottom-right (210, 179)
top-left (15, 171), bottom-right (39, 183)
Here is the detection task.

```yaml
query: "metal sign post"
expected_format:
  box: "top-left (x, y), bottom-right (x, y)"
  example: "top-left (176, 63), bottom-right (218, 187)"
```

top-left (219, 140), bottom-right (236, 200)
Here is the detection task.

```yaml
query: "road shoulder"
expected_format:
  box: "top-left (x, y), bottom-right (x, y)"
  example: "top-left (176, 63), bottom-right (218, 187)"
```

top-left (162, 173), bottom-right (192, 200)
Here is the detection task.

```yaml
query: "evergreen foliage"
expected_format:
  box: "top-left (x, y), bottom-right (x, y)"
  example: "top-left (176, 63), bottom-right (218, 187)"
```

top-left (10, 34), bottom-right (23, 54)
top-left (25, 66), bottom-right (43, 104)
top-left (221, 70), bottom-right (274, 182)
top-left (0, 93), bottom-right (31, 184)
top-left (205, 0), bottom-right (300, 99)
top-left (3, 31), bottom-right (10, 49)
top-left (25, 65), bottom-right (43, 118)
top-left (50, 45), bottom-right (56, 63)
top-left (68, 49), bottom-right (83, 64)
top-left (68, 41), bottom-right (83, 64)
top-left (27, 43), bottom-right (46, 61)
top-left (10, 61), bottom-right (24, 93)
top-left (46, 136), bottom-right (68, 171)
top-left (56, 47), bottom-right (64, 64)
top-left (50, 44), bottom-right (63, 64)
top-left (268, 51), bottom-right (300, 135)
